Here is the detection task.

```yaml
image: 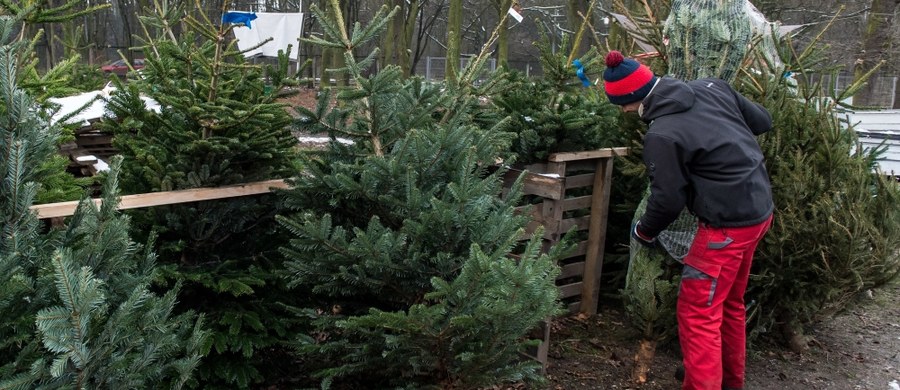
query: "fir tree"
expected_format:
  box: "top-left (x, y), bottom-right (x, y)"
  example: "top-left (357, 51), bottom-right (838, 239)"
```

top-left (743, 29), bottom-right (900, 350)
top-left (100, 1), bottom-right (302, 387)
top-left (0, 13), bottom-right (206, 388)
top-left (492, 31), bottom-right (621, 165)
top-left (612, 0), bottom-right (900, 356)
top-left (19, 158), bottom-right (208, 389)
top-left (279, 2), bottom-right (566, 387)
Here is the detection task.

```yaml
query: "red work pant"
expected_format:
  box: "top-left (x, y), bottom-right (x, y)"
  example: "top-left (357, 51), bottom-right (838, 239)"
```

top-left (677, 215), bottom-right (772, 390)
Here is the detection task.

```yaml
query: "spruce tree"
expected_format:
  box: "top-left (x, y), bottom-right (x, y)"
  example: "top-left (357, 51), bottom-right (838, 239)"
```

top-left (744, 30), bottom-right (900, 350)
top-left (100, 1), bottom-right (302, 387)
top-left (0, 14), bottom-right (205, 388)
top-left (279, 2), bottom-right (566, 388)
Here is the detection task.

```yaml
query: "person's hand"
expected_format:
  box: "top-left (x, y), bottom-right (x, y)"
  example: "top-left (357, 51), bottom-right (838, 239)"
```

top-left (631, 221), bottom-right (657, 249)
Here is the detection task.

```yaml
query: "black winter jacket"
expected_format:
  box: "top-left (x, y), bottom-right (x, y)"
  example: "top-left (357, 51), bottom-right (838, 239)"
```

top-left (637, 77), bottom-right (774, 238)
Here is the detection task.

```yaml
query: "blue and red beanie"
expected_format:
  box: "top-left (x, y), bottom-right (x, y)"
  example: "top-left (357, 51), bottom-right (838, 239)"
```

top-left (602, 51), bottom-right (657, 105)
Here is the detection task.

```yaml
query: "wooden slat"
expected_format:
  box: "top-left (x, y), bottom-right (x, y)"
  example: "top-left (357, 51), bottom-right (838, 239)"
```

top-left (75, 135), bottom-right (114, 146)
top-left (31, 179), bottom-right (290, 219)
top-left (502, 170), bottom-right (565, 200)
top-left (560, 215), bottom-right (591, 233)
top-left (558, 261), bottom-right (585, 280)
top-left (579, 158), bottom-right (615, 315)
top-left (562, 159), bottom-right (600, 173)
top-left (562, 195), bottom-right (592, 212)
top-left (547, 147), bottom-right (630, 162)
top-left (566, 300), bottom-right (582, 314)
top-left (558, 281), bottom-right (582, 299)
top-left (564, 173), bottom-right (594, 190)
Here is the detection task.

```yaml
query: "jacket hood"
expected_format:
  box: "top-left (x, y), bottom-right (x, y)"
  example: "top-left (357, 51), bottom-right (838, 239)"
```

top-left (640, 77), bottom-right (695, 122)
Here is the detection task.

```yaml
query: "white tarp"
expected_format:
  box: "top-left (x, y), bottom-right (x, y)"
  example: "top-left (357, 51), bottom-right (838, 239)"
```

top-left (47, 84), bottom-right (161, 127)
top-left (230, 12), bottom-right (304, 60)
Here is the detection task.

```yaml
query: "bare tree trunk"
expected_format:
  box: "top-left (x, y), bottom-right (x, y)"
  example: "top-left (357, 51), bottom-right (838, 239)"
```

top-left (632, 338), bottom-right (656, 384)
top-left (319, 0), bottom-right (333, 86)
top-left (567, 0), bottom-right (590, 57)
top-left (114, 0), bottom-right (135, 61)
top-left (446, 0), bottom-right (462, 82)
top-left (852, 0), bottom-right (898, 107)
top-left (380, 0), bottom-right (400, 69)
top-left (495, 0), bottom-right (511, 68)
top-left (410, 0), bottom-right (445, 75)
top-left (400, 0), bottom-right (419, 76)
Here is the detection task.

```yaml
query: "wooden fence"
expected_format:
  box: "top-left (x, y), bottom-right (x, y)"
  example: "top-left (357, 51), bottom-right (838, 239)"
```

top-left (31, 147), bottom-right (629, 370)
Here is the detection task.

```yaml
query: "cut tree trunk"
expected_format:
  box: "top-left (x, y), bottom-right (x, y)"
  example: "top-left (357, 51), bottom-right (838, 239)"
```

top-left (632, 338), bottom-right (657, 384)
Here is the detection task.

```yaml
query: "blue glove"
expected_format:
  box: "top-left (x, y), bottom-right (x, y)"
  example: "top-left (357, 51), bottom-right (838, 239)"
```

top-left (631, 221), bottom-right (657, 249)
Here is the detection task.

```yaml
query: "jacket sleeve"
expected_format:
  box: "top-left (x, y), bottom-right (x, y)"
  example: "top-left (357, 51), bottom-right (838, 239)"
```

top-left (732, 87), bottom-right (773, 135)
top-left (638, 133), bottom-right (691, 238)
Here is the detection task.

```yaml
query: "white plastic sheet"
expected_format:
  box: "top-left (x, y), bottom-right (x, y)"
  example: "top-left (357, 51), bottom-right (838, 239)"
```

top-left (230, 12), bottom-right (304, 60)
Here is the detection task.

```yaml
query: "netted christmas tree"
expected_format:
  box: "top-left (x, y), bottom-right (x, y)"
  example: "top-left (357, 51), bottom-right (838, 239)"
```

top-left (663, 0), bottom-right (751, 82)
top-left (277, 2), bottom-right (567, 388)
top-left (100, 1), bottom-right (303, 387)
top-left (0, 14), bottom-right (206, 388)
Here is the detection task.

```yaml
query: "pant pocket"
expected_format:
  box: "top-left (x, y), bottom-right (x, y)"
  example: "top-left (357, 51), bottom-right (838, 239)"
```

top-left (680, 265), bottom-right (718, 306)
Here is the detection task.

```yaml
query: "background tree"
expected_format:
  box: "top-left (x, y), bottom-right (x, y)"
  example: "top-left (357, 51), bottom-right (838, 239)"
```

top-left (567, 0), bottom-right (592, 57)
top-left (493, 0), bottom-right (513, 67)
top-left (446, 0), bottom-right (462, 81)
top-left (381, 0), bottom-right (419, 75)
top-left (851, 0), bottom-right (897, 107)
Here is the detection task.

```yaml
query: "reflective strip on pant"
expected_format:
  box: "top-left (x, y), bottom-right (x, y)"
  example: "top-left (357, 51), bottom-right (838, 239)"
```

top-left (678, 215), bottom-right (772, 390)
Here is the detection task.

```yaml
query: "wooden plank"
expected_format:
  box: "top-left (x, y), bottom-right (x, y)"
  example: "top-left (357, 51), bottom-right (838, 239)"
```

top-left (560, 215), bottom-right (591, 233)
top-left (557, 241), bottom-right (588, 262)
top-left (502, 170), bottom-right (565, 200)
top-left (76, 135), bottom-right (114, 146)
top-left (558, 281), bottom-right (582, 299)
top-left (558, 261), bottom-right (585, 280)
top-left (31, 179), bottom-right (290, 219)
top-left (579, 158), bottom-right (614, 315)
top-left (562, 195), bottom-right (592, 212)
top-left (564, 173), bottom-right (594, 190)
top-left (562, 159), bottom-right (600, 173)
top-left (566, 300), bottom-right (582, 314)
top-left (547, 147), bottom-right (629, 162)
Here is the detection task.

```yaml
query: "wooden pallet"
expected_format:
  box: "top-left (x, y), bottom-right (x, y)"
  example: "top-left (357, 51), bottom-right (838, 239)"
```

top-left (501, 147), bottom-right (629, 370)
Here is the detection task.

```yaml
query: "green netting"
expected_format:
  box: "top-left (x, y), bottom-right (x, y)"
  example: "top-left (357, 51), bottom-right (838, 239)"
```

top-left (631, 185), bottom-right (696, 262)
top-left (663, 0), bottom-right (752, 82)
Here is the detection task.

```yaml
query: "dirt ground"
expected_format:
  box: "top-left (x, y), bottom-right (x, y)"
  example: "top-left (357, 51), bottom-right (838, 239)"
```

top-left (543, 280), bottom-right (900, 390)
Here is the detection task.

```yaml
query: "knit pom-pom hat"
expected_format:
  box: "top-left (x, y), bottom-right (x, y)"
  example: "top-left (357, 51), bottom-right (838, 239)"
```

top-left (602, 51), bottom-right (657, 105)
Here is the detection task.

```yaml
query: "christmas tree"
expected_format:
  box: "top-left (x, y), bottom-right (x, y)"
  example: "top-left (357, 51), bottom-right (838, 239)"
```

top-left (100, 2), bottom-right (302, 387)
top-left (0, 14), bottom-right (205, 388)
top-left (745, 27), bottom-right (900, 350)
top-left (492, 31), bottom-right (622, 165)
top-left (278, 2), bottom-right (567, 387)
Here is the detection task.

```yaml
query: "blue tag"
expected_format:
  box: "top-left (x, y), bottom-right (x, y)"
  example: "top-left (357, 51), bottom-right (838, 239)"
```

top-left (223, 12), bottom-right (258, 29)
top-left (573, 59), bottom-right (591, 87)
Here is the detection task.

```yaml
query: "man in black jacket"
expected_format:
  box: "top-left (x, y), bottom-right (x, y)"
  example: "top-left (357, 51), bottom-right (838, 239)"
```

top-left (602, 50), bottom-right (774, 390)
